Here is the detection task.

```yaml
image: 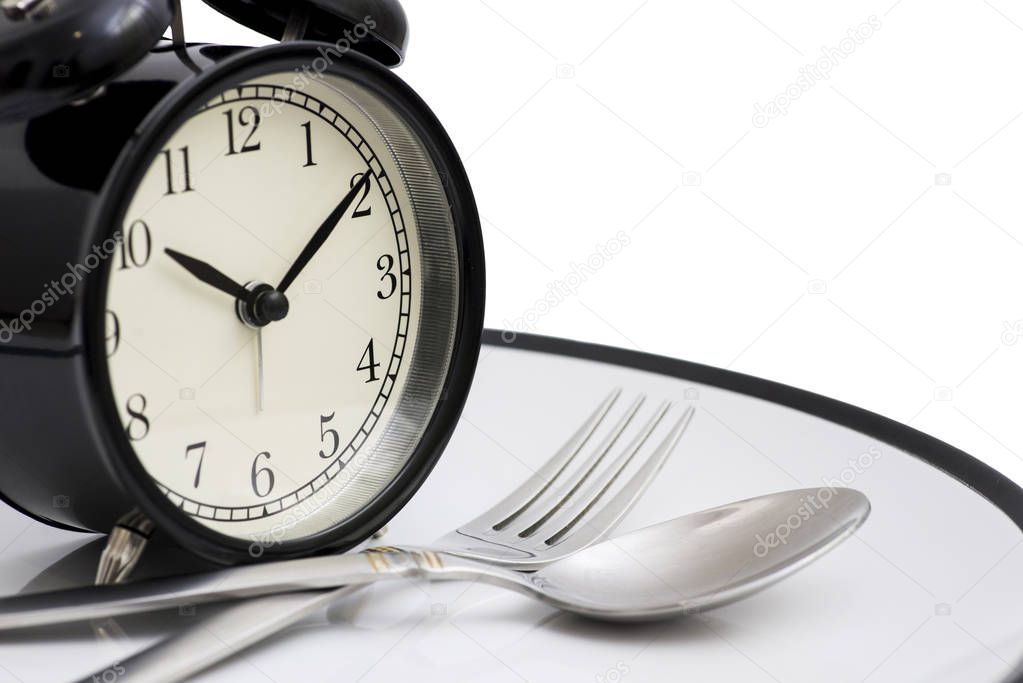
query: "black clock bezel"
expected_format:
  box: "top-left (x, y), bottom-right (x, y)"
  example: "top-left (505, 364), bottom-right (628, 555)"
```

top-left (80, 42), bottom-right (485, 565)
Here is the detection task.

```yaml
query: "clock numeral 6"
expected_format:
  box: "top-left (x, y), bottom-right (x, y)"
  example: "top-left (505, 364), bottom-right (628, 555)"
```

top-left (251, 451), bottom-right (275, 497)
top-left (319, 412), bottom-right (340, 459)
top-left (105, 310), bottom-right (120, 357)
top-left (224, 106), bottom-right (262, 156)
top-left (357, 339), bottom-right (381, 383)
top-left (117, 220), bottom-right (152, 270)
top-left (160, 146), bottom-right (194, 195)
top-left (124, 393), bottom-right (150, 442)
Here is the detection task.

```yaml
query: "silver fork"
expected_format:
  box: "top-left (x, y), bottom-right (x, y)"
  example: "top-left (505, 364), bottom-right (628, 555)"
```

top-left (81, 390), bottom-right (695, 683)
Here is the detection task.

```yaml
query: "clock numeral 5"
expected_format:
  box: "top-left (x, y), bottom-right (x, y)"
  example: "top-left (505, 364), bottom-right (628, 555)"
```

top-left (224, 106), bottom-right (262, 156)
top-left (319, 412), bottom-right (340, 459)
top-left (160, 146), bottom-right (194, 195)
top-left (357, 339), bottom-right (381, 383)
top-left (124, 393), bottom-right (150, 441)
top-left (118, 220), bottom-right (152, 270)
top-left (251, 451), bottom-right (275, 497)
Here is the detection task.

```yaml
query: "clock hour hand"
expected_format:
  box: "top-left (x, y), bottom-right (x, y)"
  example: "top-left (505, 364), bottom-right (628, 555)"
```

top-left (276, 170), bottom-right (373, 294)
top-left (165, 248), bottom-right (250, 301)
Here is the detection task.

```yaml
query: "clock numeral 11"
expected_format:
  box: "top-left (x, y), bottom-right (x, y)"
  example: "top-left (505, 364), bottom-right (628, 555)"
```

top-left (160, 146), bottom-right (194, 195)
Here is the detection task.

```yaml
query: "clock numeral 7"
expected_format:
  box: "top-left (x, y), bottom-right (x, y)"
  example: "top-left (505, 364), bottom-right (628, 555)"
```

top-left (185, 441), bottom-right (206, 488)
top-left (357, 339), bottom-right (381, 383)
top-left (160, 146), bottom-right (194, 195)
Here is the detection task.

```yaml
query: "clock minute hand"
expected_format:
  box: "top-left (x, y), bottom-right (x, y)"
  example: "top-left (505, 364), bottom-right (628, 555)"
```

top-left (164, 248), bottom-right (250, 301)
top-left (277, 170), bottom-right (373, 294)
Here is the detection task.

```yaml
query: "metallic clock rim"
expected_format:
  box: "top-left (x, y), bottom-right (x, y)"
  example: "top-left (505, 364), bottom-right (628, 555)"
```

top-left (79, 42), bottom-right (485, 565)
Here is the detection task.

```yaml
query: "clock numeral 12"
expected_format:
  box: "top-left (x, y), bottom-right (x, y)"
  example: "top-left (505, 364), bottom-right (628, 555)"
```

top-left (224, 106), bottom-right (262, 156)
top-left (160, 146), bottom-right (194, 195)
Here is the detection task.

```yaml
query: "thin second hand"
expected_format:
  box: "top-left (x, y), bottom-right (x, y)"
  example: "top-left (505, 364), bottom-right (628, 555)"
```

top-left (257, 329), bottom-right (265, 413)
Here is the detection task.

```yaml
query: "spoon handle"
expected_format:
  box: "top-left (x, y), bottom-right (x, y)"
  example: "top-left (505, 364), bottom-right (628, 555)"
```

top-left (0, 547), bottom-right (465, 630)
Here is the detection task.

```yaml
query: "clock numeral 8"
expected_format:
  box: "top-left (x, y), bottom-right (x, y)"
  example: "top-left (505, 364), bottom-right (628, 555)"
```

top-left (124, 393), bottom-right (150, 442)
top-left (251, 451), bottom-right (275, 497)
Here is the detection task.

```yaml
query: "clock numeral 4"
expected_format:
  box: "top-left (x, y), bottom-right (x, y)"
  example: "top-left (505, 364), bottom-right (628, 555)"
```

top-left (117, 220), bottom-right (152, 270)
top-left (185, 441), bottom-right (207, 488)
top-left (124, 393), bottom-right (150, 441)
top-left (319, 412), bottom-right (340, 459)
top-left (160, 146), bottom-right (194, 195)
top-left (105, 310), bottom-right (120, 357)
top-left (224, 106), bottom-right (262, 156)
top-left (251, 451), bottom-right (275, 497)
top-left (357, 340), bottom-right (381, 383)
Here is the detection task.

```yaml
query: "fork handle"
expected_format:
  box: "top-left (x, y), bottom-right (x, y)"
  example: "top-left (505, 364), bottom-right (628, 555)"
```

top-left (0, 547), bottom-right (450, 630)
top-left (76, 587), bottom-right (357, 683)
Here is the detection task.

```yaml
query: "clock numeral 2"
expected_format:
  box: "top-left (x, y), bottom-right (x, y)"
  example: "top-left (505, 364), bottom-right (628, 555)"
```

top-left (350, 173), bottom-right (372, 218)
top-left (251, 451), bottom-right (275, 497)
top-left (301, 121), bottom-right (316, 167)
top-left (160, 146), bottom-right (194, 195)
top-left (125, 394), bottom-right (150, 441)
top-left (185, 441), bottom-right (207, 488)
top-left (357, 340), bottom-right (381, 383)
top-left (225, 106), bottom-right (262, 156)
top-left (118, 220), bottom-right (152, 270)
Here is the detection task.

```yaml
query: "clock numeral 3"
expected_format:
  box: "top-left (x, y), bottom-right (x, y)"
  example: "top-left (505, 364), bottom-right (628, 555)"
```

top-left (357, 340), bottom-right (381, 383)
top-left (224, 106), bottom-right (262, 156)
top-left (376, 254), bottom-right (397, 300)
top-left (251, 451), bottom-right (275, 497)
top-left (118, 220), bottom-right (152, 270)
top-left (185, 441), bottom-right (207, 488)
top-left (160, 146), bottom-right (194, 195)
top-left (301, 121), bottom-right (316, 167)
top-left (105, 310), bottom-right (120, 357)
top-left (124, 394), bottom-right (150, 441)
top-left (319, 412), bottom-right (340, 459)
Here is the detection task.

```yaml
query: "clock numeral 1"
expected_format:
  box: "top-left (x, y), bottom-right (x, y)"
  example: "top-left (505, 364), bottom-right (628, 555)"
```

top-left (105, 310), bottom-right (120, 357)
top-left (319, 412), bottom-right (340, 459)
top-left (357, 339), bottom-right (381, 383)
top-left (125, 394), bottom-right (150, 441)
top-left (118, 220), bottom-right (152, 270)
top-left (185, 441), bottom-right (207, 488)
top-left (301, 121), bottom-right (316, 167)
top-left (251, 451), bottom-right (275, 497)
top-left (160, 146), bottom-right (194, 195)
top-left (224, 106), bottom-right (262, 156)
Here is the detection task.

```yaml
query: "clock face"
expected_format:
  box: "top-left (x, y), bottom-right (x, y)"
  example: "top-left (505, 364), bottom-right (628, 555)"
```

top-left (103, 70), bottom-right (461, 550)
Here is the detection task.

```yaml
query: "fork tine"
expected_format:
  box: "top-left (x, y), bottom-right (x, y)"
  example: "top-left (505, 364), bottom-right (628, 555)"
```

top-left (469, 388), bottom-right (621, 531)
top-left (505, 394), bottom-right (647, 535)
top-left (535, 405), bottom-right (696, 550)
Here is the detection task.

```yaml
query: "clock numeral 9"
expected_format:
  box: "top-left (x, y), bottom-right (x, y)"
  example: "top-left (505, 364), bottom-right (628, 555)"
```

top-left (377, 254), bottom-right (396, 300)
top-left (160, 146), bottom-right (194, 195)
top-left (105, 310), bottom-right (120, 357)
top-left (124, 393), bottom-right (150, 442)
top-left (350, 173), bottom-right (372, 218)
top-left (319, 412), bottom-right (340, 459)
top-left (251, 451), bottom-right (275, 497)
top-left (357, 339), bottom-right (381, 383)
top-left (224, 106), bottom-right (262, 156)
top-left (117, 220), bottom-right (152, 270)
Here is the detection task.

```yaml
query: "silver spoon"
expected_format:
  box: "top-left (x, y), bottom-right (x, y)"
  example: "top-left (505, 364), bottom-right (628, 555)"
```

top-left (0, 487), bottom-right (868, 627)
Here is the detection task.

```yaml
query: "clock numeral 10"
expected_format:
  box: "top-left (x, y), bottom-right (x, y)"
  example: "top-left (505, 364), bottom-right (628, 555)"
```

top-left (124, 393), bottom-right (150, 441)
top-left (118, 220), bottom-right (152, 270)
top-left (160, 146), bottom-right (194, 195)
top-left (224, 106), bottom-right (262, 156)
top-left (357, 340), bottom-right (381, 383)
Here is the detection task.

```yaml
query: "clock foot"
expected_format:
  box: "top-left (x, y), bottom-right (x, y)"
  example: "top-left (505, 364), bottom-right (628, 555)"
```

top-left (95, 509), bottom-right (155, 586)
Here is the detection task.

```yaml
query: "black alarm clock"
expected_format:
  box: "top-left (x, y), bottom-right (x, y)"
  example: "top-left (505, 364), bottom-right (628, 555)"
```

top-left (0, 0), bottom-right (485, 567)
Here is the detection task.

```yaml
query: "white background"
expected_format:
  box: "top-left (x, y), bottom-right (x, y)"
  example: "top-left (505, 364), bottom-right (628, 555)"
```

top-left (182, 0), bottom-right (1023, 487)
